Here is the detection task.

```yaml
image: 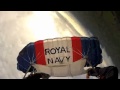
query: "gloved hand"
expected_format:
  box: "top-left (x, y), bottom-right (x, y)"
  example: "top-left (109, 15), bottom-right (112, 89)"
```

top-left (24, 73), bottom-right (50, 79)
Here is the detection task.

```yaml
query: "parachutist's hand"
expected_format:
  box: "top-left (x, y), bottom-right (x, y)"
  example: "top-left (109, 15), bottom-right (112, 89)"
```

top-left (24, 73), bottom-right (41, 79)
top-left (24, 73), bottom-right (50, 79)
top-left (40, 73), bottom-right (50, 79)
top-left (87, 68), bottom-right (99, 77)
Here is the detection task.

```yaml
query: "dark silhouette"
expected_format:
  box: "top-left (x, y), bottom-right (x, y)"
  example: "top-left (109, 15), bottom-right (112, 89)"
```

top-left (86, 66), bottom-right (118, 79)
top-left (24, 73), bottom-right (50, 79)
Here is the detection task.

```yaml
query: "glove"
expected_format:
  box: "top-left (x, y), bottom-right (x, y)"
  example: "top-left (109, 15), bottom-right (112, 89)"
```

top-left (24, 73), bottom-right (50, 79)
top-left (87, 68), bottom-right (99, 76)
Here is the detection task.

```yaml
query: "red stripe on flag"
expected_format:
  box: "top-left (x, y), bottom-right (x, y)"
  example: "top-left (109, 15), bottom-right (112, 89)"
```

top-left (34, 40), bottom-right (46, 65)
top-left (71, 37), bottom-right (82, 62)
